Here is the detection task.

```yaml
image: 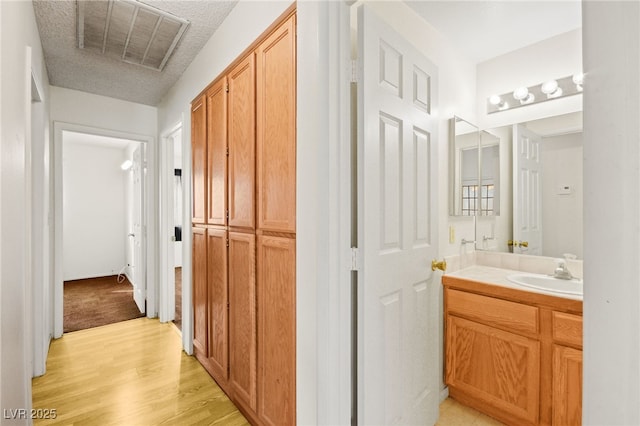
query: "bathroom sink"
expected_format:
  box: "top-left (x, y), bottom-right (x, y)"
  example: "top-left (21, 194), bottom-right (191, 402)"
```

top-left (507, 273), bottom-right (583, 295)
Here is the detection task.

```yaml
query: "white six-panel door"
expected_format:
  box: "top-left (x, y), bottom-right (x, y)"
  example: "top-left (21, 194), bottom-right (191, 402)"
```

top-left (357, 5), bottom-right (439, 425)
top-left (132, 145), bottom-right (146, 314)
top-left (513, 124), bottom-right (543, 255)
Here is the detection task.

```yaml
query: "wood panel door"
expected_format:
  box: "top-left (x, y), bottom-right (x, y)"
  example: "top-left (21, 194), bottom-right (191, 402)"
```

top-left (256, 14), bottom-right (296, 233)
top-left (191, 95), bottom-right (207, 224)
top-left (257, 235), bottom-right (296, 426)
top-left (553, 345), bottom-right (582, 426)
top-left (446, 315), bottom-right (540, 425)
top-left (228, 55), bottom-right (255, 230)
top-left (206, 227), bottom-right (229, 382)
top-left (192, 227), bottom-right (207, 356)
top-left (207, 77), bottom-right (228, 226)
top-left (228, 231), bottom-right (257, 411)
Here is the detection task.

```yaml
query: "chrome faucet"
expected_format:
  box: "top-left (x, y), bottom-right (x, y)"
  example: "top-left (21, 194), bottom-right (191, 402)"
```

top-left (553, 259), bottom-right (573, 280)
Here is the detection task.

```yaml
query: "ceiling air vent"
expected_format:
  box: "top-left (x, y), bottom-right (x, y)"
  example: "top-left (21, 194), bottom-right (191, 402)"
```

top-left (77, 0), bottom-right (190, 71)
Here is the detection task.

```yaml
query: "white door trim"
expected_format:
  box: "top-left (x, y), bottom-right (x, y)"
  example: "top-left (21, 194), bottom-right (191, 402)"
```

top-left (159, 122), bottom-right (181, 323)
top-left (297, 2), bottom-right (353, 424)
top-left (52, 121), bottom-right (155, 338)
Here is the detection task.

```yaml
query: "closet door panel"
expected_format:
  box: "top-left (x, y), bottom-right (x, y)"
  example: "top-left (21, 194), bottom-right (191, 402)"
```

top-left (191, 95), bottom-right (207, 224)
top-left (256, 14), bottom-right (296, 233)
top-left (206, 227), bottom-right (229, 381)
top-left (257, 235), bottom-right (296, 426)
top-left (228, 55), bottom-right (256, 230)
top-left (228, 231), bottom-right (257, 410)
top-left (192, 227), bottom-right (207, 356)
top-left (207, 78), bottom-right (228, 226)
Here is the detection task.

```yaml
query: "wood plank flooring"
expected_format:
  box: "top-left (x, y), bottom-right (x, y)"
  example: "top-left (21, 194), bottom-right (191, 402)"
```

top-left (32, 318), bottom-right (248, 426)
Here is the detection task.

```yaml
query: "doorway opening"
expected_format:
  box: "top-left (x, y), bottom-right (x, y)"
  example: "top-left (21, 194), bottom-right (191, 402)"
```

top-left (59, 130), bottom-right (147, 333)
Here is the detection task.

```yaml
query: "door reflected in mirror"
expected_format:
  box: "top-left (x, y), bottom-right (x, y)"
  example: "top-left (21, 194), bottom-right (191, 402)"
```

top-left (476, 111), bottom-right (583, 259)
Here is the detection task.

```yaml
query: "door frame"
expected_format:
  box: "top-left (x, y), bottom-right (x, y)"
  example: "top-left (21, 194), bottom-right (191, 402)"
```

top-left (296, 2), bottom-right (353, 425)
top-left (159, 121), bottom-right (184, 324)
top-left (52, 121), bottom-right (155, 338)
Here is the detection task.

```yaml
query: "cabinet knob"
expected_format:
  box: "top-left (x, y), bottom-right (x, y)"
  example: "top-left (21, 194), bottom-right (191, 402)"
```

top-left (431, 259), bottom-right (447, 272)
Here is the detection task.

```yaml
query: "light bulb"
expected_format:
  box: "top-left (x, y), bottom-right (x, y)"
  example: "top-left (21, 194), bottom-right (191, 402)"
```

top-left (489, 95), bottom-right (502, 106)
top-left (573, 73), bottom-right (584, 92)
top-left (522, 93), bottom-right (535, 104)
top-left (512, 87), bottom-right (529, 101)
top-left (541, 80), bottom-right (559, 95)
top-left (548, 87), bottom-right (563, 98)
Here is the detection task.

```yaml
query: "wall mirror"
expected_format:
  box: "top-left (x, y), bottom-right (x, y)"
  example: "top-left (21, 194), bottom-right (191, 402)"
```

top-left (449, 116), bottom-right (500, 217)
top-left (476, 111), bottom-right (583, 259)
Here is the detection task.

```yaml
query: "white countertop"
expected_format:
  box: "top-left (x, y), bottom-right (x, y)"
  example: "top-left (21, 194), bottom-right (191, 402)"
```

top-left (445, 265), bottom-right (583, 301)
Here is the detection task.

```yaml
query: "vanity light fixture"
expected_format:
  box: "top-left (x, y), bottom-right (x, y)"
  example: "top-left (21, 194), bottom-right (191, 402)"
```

top-left (487, 73), bottom-right (584, 114)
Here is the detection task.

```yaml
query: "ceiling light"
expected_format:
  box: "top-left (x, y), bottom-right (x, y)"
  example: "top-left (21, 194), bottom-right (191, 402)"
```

top-left (121, 160), bottom-right (133, 171)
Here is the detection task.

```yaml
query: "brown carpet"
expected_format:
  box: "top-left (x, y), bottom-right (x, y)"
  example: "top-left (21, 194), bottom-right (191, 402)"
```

top-left (174, 267), bottom-right (182, 331)
top-left (64, 275), bottom-right (145, 333)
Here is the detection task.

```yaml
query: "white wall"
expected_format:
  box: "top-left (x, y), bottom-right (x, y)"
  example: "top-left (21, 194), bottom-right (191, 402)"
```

top-left (583, 2), bottom-right (640, 424)
top-left (541, 132), bottom-right (583, 259)
top-left (1, 0), bottom-right (51, 420)
top-left (50, 87), bottom-right (159, 327)
top-left (62, 141), bottom-right (128, 280)
top-left (477, 29), bottom-right (582, 130)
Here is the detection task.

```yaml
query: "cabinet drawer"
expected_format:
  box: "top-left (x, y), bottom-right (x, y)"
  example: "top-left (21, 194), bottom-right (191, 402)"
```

top-left (552, 312), bottom-right (583, 348)
top-left (447, 289), bottom-right (538, 335)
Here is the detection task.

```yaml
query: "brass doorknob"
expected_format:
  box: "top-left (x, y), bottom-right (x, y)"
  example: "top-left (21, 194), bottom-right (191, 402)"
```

top-left (431, 259), bottom-right (447, 272)
top-left (519, 241), bottom-right (529, 248)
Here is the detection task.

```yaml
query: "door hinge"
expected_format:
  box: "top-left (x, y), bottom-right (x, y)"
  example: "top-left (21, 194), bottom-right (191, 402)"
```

top-left (226, 83), bottom-right (229, 93)
top-left (226, 147), bottom-right (229, 156)
top-left (351, 59), bottom-right (358, 83)
top-left (226, 210), bottom-right (229, 220)
top-left (350, 247), bottom-right (360, 271)
top-left (226, 238), bottom-right (229, 248)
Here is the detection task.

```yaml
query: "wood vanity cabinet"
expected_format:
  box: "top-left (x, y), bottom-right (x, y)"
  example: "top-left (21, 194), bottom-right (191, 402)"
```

top-left (443, 276), bottom-right (583, 426)
top-left (190, 7), bottom-right (296, 426)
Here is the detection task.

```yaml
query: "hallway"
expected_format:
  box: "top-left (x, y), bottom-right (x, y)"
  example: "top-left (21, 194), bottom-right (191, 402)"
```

top-left (32, 318), bottom-right (247, 425)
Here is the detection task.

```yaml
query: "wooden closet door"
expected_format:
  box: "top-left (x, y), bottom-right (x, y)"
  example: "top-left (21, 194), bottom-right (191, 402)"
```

top-left (256, 14), bottom-right (296, 233)
top-left (257, 235), bottom-right (296, 426)
top-left (192, 227), bottom-right (207, 356)
top-left (207, 77), bottom-right (228, 226)
top-left (228, 55), bottom-right (255, 230)
top-left (228, 231), bottom-right (257, 411)
top-left (191, 95), bottom-right (207, 224)
top-left (206, 227), bottom-right (229, 382)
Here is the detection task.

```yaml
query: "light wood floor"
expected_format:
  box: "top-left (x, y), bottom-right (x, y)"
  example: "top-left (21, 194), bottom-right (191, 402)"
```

top-left (32, 318), bottom-right (248, 426)
top-left (436, 398), bottom-right (505, 426)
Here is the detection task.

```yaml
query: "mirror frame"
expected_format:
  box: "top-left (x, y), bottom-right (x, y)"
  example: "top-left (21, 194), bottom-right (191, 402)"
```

top-left (449, 116), bottom-right (479, 216)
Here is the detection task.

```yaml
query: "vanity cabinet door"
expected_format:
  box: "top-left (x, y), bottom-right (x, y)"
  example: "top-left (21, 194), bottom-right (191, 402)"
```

top-left (552, 345), bottom-right (582, 426)
top-left (446, 315), bottom-right (540, 425)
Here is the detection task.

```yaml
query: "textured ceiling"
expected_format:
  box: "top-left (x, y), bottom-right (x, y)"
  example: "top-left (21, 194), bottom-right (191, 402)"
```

top-left (33, 0), bottom-right (238, 106)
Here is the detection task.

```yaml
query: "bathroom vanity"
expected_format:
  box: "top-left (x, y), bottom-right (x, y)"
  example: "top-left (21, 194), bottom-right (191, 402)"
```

top-left (443, 266), bottom-right (582, 426)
